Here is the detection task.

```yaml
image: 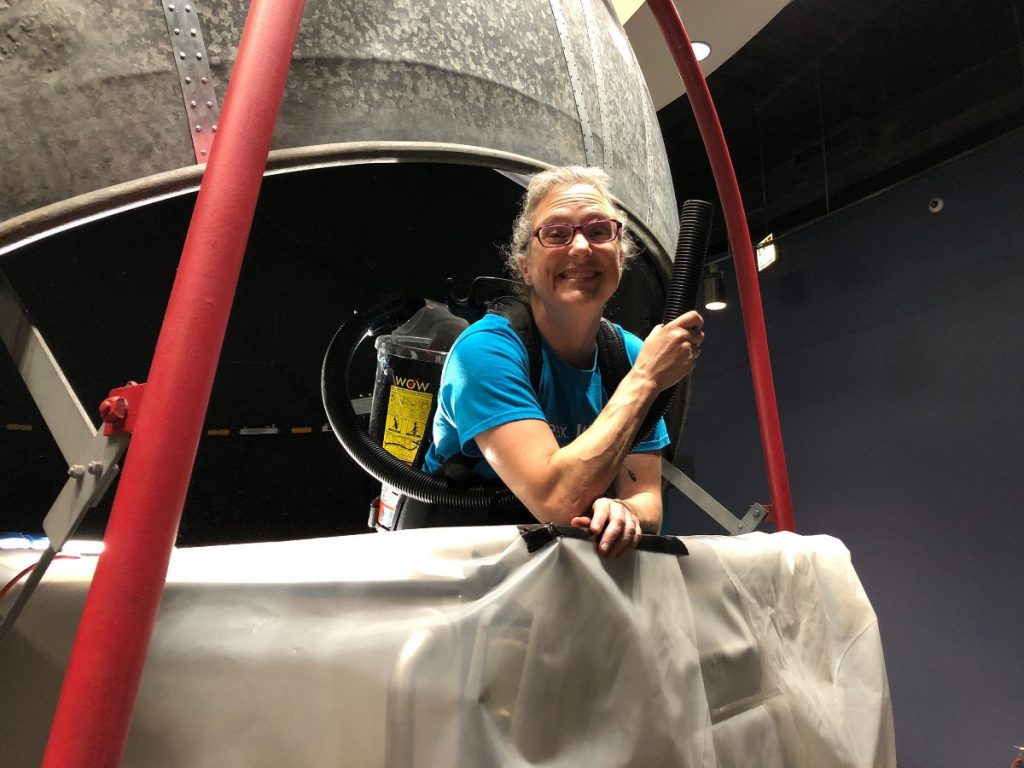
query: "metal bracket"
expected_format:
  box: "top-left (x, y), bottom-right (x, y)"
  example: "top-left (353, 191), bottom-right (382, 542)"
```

top-left (100, 381), bottom-right (147, 436)
top-left (740, 503), bottom-right (770, 533)
top-left (44, 431), bottom-right (129, 550)
top-left (161, 1), bottom-right (221, 163)
top-left (1, 430), bottom-right (128, 641)
top-left (661, 457), bottom-right (768, 536)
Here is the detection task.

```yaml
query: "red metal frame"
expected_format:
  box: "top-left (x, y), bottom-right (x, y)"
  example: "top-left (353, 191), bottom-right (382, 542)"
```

top-left (41, 1), bottom-right (308, 765)
top-left (647, 0), bottom-right (796, 532)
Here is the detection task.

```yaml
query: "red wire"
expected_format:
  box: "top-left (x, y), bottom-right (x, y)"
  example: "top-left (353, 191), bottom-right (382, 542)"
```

top-left (0, 554), bottom-right (80, 600)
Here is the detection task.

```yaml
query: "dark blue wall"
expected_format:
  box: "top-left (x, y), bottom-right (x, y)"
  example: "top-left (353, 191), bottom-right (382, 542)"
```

top-left (665, 128), bottom-right (1024, 767)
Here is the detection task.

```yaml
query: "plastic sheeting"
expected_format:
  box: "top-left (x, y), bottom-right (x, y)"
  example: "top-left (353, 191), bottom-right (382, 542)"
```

top-left (0, 530), bottom-right (895, 767)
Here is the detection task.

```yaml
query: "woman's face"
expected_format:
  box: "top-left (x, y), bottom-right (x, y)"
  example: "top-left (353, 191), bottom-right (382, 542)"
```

top-left (520, 183), bottom-right (623, 311)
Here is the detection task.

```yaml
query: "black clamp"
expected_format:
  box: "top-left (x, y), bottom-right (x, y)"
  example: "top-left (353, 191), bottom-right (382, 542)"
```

top-left (517, 523), bottom-right (688, 556)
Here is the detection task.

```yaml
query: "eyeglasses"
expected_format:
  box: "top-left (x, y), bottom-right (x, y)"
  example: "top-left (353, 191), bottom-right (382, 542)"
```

top-left (533, 218), bottom-right (622, 248)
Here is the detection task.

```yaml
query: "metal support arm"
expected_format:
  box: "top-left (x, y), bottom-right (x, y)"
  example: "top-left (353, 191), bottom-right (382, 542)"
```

top-left (661, 458), bottom-right (768, 536)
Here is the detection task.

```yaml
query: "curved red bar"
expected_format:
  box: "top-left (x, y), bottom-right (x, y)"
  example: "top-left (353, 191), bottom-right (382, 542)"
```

top-left (647, 0), bottom-right (796, 532)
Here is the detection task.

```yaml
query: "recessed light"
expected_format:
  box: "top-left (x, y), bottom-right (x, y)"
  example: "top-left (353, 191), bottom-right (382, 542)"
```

top-left (691, 41), bottom-right (711, 61)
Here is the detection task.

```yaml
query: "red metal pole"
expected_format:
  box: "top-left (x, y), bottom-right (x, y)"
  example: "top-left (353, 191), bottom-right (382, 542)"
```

top-left (648, 0), bottom-right (796, 532)
top-left (41, 1), bottom-right (307, 765)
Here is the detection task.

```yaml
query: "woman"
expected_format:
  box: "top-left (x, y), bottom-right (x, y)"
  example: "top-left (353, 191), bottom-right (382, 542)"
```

top-left (422, 166), bottom-right (704, 556)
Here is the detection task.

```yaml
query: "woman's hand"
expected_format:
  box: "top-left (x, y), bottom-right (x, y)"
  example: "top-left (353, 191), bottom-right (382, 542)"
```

top-left (632, 310), bottom-right (704, 393)
top-left (571, 497), bottom-right (644, 557)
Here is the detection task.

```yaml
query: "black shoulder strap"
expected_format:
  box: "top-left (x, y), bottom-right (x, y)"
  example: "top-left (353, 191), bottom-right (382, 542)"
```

top-left (487, 297), bottom-right (632, 399)
top-left (414, 296), bottom-right (636, 529)
top-left (486, 295), bottom-right (543, 393)
top-left (596, 317), bottom-right (631, 398)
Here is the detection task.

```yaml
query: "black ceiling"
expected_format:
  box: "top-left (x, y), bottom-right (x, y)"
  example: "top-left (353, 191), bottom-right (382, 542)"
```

top-left (658, 0), bottom-right (1024, 254)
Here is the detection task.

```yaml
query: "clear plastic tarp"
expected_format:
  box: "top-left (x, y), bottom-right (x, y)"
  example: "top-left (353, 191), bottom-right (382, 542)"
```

top-left (0, 529), bottom-right (895, 767)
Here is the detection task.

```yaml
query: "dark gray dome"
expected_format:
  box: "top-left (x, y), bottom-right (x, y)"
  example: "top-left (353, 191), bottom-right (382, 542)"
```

top-left (0, 0), bottom-right (677, 260)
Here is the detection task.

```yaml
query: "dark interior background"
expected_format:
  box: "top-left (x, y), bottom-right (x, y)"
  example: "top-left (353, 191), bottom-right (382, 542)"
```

top-left (0, 162), bottom-right (670, 545)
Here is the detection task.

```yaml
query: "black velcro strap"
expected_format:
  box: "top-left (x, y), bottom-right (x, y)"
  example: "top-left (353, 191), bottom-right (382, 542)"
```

top-left (486, 296), bottom-right (542, 393)
top-left (596, 317), bottom-right (630, 398)
top-left (517, 523), bottom-right (688, 556)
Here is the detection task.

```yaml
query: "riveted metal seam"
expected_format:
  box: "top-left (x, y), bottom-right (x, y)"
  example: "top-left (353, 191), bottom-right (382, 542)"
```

top-left (548, 0), bottom-right (596, 165)
top-left (641, 96), bottom-right (655, 226)
top-left (160, 1), bottom-right (222, 163)
top-left (579, 0), bottom-right (610, 173)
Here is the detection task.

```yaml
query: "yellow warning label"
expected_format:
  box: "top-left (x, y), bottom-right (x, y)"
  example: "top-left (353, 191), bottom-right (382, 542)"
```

top-left (382, 384), bottom-right (432, 464)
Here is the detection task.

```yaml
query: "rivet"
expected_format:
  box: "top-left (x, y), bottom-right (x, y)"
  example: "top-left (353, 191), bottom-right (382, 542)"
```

top-left (195, 125), bottom-right (202, 132)
top-left (179, 51), bottom-right (186, 59)
top-left (200, 77), bottom-right (208, 84)
top-left (168, 3), bottom-right (175, 10)
top-left (185, 4), bottom-right (191, 11)
top-left (200, 149), bottom-right (207, 156)
top-left (184, 76), bottom-right (192, 84)
top-left (206, 101), bottom-right (213, 108)
top-left (211, 124), bottom-right (217, 132)
top-left (195, 52), bottom-right (203, 60)
top-left (67, 465), bottom-right (85, 479)
top-left (190, 100), bottom-right (197, 108)
top-left (190, 28), bottom-right (197, 37)
top-left (173, 28), bottom-right (180, 35)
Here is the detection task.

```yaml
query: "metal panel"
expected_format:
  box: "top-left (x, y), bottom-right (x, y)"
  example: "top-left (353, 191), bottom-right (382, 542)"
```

top-left (0, 1), bottom-right (192, 222)
top-left (0, 0), bottom-right (679, 261)
top-left (161, 0), bottom-right (221, 162)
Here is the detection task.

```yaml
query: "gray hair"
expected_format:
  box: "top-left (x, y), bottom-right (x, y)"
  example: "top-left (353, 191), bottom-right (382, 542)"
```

top-left (502, 165), bottom-right (637, 284)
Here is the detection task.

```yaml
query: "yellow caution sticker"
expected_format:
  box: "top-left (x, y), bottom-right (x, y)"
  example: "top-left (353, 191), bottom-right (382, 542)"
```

top-left (382, 382), bottom-right (432, 464)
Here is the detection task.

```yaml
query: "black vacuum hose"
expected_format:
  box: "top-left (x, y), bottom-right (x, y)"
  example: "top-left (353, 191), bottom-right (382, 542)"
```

top-left (322, 295), bottom-right (525, 513)
top-left (632, 199), bottom-right (714, 444)
top-left (322, 199), bottom-right (713, 513)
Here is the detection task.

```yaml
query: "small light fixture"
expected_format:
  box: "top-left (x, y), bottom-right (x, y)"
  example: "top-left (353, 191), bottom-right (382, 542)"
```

top-left (756, 233), bottom-right (777, 271)
top-left (691, 41), bottom-right (712, 61)
top-left (704, 263), bottom-right (727, 311)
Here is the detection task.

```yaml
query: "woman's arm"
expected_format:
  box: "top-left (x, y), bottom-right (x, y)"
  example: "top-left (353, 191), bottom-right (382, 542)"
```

top-left (569, 452), bottom-right (663, 556)
top-left (475, 311), bottom-right (701, 525)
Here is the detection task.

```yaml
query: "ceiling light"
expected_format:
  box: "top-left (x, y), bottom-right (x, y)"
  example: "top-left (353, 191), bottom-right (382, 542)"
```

top-left (691, 41), bottom-right (711, 61)
top-left (756, 234), bottom-right (776, 271)
top-left (703, 264), bottom-right (727, 311)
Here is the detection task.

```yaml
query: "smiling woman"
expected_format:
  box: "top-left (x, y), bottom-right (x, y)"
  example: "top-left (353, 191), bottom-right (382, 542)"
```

top-left (521, 184), bottom-right (624, 330)
top-left (419, 166), bottom-right (705, 556)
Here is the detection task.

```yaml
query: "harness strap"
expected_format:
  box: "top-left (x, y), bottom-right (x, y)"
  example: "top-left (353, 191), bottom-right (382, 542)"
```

top-left (396, 295), bottom-right (633, 530)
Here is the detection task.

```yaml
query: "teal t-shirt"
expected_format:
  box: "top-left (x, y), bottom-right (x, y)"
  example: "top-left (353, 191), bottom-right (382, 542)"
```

top-left (422, 313), bottom-right (669, 480)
